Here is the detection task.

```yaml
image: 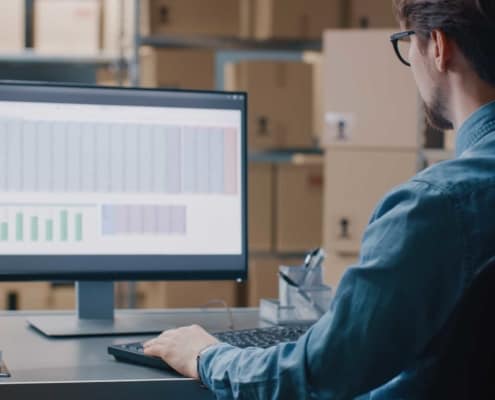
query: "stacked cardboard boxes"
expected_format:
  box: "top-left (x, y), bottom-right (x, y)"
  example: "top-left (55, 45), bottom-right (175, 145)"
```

top-left (0, 283), bottom-right (51, 311)
top-left (322, 30), bottom-right (420, 287)
top-left (140, 48), bottom-right (215, 90)
top-left (136, 281), bottom-right (239, 309)
top-left (141, 0), bottom-right (249, 37)
top-left (0, 0), bottom-right (25, 52)
top-left (249, 0), bottom-right (342, 39)
top-left (249, 162), bottom-right (324, 254)
top-left (226, 60), bottom-right (314, 150)
top-left (34, 0), bottom-right (103, 55)
top-left (349, 0), bottom-right (399, 28)
top-left (142, 0), bottom-right (342, 39)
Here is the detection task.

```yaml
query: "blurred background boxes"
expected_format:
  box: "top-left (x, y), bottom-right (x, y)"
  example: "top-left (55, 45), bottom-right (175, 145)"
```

top-left (136, 281), bottom-right (240, 308)
top-left (323, 30), bottom-right (420, 150)
top-left (349, 0), bottom-right (398, 28)
top-left (103, 0), bottom-right (134, 55)
top-left (140, 47), bottom-right (215, 89)
top-left (251, 0), bottom-right (342, 39)
top-left (34, 0), bottom-right (103, 55)
top-left (249, 164), bottom-right (274, 252)
top-left (0, 283), bottom-right (51, 310)
top-left (141, 0), bottom-right (249, 37)
top-left (0, 0), bottom-right (25, 52)
top-left (323, 148), bottom-right (418, 286)
top-left (225, 60), bottom-right (314, 150)
top-left (275, 164), bottom-right (323, 253)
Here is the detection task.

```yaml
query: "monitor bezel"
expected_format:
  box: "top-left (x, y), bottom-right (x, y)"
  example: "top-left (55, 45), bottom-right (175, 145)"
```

top-left (0, 81), bottom-right (248, 282)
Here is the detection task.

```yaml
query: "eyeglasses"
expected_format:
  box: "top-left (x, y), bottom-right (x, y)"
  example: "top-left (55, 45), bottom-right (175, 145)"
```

top-left (390, 30), bottom-right (415, 67)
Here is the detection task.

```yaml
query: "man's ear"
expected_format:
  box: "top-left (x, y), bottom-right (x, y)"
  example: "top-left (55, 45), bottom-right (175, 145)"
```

top-left (430, 29), bottom-right (452, 73)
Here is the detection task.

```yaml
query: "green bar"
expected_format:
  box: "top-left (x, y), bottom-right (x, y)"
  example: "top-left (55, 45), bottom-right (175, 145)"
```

top-left (1, 223), bottom-right (8, 241)
top-left (16, 213), bottom-right (23, 241)
top-left (46, 220), bottom-right (53, 241)
top-left (75, 213), bottom-right (83, 241)
top-left (60, 210), bottom-right (68, 241)
top-left (31, 216), bottom-right (39, 241)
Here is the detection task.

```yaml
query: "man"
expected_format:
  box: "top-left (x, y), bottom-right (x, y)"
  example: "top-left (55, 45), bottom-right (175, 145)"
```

top-left (144, 0), bottom-right (495, 398)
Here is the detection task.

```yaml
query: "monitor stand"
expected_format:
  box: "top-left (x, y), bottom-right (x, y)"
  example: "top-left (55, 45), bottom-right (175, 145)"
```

top-left (27, 281), bottom-right (174, 337)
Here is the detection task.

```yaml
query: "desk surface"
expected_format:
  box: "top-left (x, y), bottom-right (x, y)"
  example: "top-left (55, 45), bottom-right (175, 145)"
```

top-left (0, 308), bottom-right (261, 400)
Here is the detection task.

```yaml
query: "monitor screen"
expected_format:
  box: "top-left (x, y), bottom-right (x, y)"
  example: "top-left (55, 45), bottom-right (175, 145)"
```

top-left (0, 83), bottom-right (247, 281)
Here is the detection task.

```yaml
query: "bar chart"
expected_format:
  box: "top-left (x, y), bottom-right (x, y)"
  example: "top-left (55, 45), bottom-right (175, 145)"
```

top-left (102, 205), bottom-right (187, 236)
top-left (0, 205), bottom-right (91, 243)
top-left (0, 119), bottom-right (238, 195)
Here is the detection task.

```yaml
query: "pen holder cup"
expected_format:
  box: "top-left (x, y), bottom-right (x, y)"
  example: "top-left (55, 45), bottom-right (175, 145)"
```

top-left (259, 263), bottom-right (333, 325)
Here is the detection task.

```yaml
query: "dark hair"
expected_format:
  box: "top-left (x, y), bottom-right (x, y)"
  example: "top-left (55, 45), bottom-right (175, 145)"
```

top-left (394, 0), bottom-right (495, 86)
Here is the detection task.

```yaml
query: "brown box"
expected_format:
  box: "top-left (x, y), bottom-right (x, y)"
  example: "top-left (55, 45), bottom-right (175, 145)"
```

top-left (0, 0), bottom-right (25, 52)
top-left (323, 148), bottom-right (418, 286)
top-left (247, 256), bottom-right (303, 307)
top-left (103, 0), bottom-right (134, 56)
top-left (303, 51), bottom-right (325, 142)
top-left (275, 163), bottom-right (323, 253)
top-left (137, 281), bottom-right (239, 309)
top-left (350, 0), bottom-right (398, 28)
top-left (141, 0), bottom-right (249, 37)
top-left (323, 30), bottom-right (420, 150)
top-left (140, 47), bottom-right (215, 90)
top-left (34, 0), bottom-right (103, 55)
top-left (249, 163), bottom-right (273, 252)
top-left (225, 61), bottom-right (314, 150)
top-left (252, 0), bottom-right (341, 39)
top-left (48, 285), bottom-right (76, 310)
top-left (0, 283), bottom-right (51, 310)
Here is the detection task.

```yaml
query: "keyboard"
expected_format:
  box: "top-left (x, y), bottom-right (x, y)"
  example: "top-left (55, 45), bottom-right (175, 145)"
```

top-left (108, 324), bottom-right (311, 372)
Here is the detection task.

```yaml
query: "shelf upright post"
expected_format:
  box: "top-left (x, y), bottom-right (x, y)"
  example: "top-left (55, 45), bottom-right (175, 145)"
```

top-left (130, 0), bottom-right (141, 87)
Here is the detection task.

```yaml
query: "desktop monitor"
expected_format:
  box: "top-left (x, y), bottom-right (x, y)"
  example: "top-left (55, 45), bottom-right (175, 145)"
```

top-left (0, 82), bottom-right (247, 336)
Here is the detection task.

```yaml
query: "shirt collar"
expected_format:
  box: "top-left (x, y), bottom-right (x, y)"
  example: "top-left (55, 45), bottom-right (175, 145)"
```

top-left (456, 100), bottom-right (495, 157)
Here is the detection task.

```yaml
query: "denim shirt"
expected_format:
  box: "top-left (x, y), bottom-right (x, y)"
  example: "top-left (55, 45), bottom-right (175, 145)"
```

top-left (199, 101), bottom-right (495, 400)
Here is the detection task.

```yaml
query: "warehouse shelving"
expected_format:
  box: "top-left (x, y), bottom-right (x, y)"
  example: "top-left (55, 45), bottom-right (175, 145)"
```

top-left (0, 51), bottom-right (125, 66)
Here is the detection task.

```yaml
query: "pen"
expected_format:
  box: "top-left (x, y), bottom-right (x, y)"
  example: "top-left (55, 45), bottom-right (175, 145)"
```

top-left (301, 248), bottom-right (326, 286)
top-left (278, 272), bottom-right (326, 315)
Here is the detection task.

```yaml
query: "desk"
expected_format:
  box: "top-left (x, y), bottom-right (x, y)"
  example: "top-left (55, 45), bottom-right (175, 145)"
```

top-left (0, 308), bottom-right (261, 400)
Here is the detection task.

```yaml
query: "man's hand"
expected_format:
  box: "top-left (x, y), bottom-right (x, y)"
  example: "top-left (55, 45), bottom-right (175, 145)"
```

top-left (143, 325), bottom-right (220, 379)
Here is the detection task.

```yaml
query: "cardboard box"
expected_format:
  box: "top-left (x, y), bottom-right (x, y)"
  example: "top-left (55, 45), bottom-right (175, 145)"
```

top-left (323, 148), bottom-right (418, 285)
top-left (34, 0), bottom-right (102, 55)
top-left (275, 163), bottom-right (323, 253)
top-left (0, 283), bottom-right (51, 310)
top-left (225, 61), bottom-right (314, 150)
top-left (0, 0), bottom-right (25, 52)
top-left (48, 285), bottom-right (76, 310)
top-left (323, 30), bottom-right (420, 150)
top-left (252, 0), bottom-right (342, 39)
top-left (137, 281), bottom-right (239, 308)
top-left (249, 163), bottom-right (273, 252)
top-left (141, 0), bottom-right (249, 37)
top-left (350, 0), bottom-right (398, 28)
top-left (103, 0), bottom-right (134, 56)
top-left (247, 256), bottom-right (303, 307)
top-left (140, 47), bottom-right (215, 90)
top-left (303, 52), bottom-right (325, 142)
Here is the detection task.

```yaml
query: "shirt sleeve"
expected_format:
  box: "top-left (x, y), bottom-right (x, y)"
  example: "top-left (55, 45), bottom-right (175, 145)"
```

top-left (199, 180), bottom-right (466, 400)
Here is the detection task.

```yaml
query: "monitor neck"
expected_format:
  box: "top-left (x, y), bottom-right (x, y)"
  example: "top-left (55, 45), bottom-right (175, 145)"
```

top-left (76, 281), bottom-right (114, 320)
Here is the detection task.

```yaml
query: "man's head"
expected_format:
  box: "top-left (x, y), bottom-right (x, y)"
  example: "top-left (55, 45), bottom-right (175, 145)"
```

top-left (394, 0), bottom-right (495, 130)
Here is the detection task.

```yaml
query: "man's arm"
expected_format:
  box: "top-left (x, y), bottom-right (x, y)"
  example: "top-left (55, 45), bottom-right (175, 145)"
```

top-left (146, 180), bottom-right (466, 399)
